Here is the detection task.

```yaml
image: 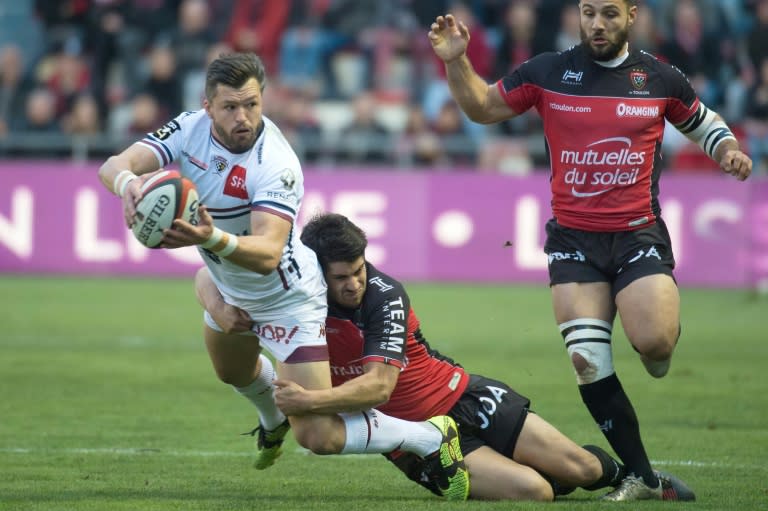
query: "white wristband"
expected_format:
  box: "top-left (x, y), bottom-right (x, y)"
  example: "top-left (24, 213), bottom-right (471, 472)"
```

top-left (201, 227), bottom-right (224, 249)
top-left (215, 233), bottom-right (238, 257)
top-left (200, 227), bottom-right (239, 257)
top-left (114, 170), bottom-right (137, 198)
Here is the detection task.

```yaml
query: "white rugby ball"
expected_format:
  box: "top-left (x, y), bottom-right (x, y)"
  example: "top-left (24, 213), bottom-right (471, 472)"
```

top-left (131, 170), bottom-right (199, 248)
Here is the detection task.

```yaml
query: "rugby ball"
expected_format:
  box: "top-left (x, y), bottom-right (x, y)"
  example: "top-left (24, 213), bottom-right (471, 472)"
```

top-left (131, 170), bottom-right (199, 248)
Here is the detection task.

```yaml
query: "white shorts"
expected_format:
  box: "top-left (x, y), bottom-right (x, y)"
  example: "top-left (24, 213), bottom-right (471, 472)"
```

top-left (204, 310), bottom-right (328, 363)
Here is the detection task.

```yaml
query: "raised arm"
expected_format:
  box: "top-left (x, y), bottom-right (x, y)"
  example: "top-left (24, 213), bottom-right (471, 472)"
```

top-left (428, 14), bottom-right (516, 124)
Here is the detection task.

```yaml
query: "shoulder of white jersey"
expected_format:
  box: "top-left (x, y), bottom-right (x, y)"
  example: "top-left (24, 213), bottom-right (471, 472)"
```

top-left (138, 110), bottom-right (208, 166)
top-left (261, 116), bottom-right (300, 162)
top-left (253, 116), bottom-right (302, 178)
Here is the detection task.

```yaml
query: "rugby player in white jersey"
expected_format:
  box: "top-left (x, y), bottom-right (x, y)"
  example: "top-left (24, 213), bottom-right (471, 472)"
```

top-left (97, 52), bottom-right (468, 499)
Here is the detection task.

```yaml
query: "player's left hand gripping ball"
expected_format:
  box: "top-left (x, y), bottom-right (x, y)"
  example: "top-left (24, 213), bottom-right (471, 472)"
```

top-left (131, 170), bottom-right (199, 248)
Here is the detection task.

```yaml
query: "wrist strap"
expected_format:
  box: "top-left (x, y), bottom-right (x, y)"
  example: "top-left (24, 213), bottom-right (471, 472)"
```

top-left (114, 170), bottom-right (137, 198)
top-left (201, 227), bottom-right (239, 257)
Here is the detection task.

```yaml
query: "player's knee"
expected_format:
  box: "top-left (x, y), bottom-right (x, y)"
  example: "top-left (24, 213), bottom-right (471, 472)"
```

top-left (560, 319), bottom-right (614, 385)
top-left (630, 327), bottom-right (677, 361)
top-left (512, 478), bottom-right (555, 501)
top-left (546, 444), bottom-right (604, 488)
top-left (292, 421), bottom-right (342, 455)
top-left (567, 450), bottom-right (603, 486)
top-left (216, 367), bottom-right (250, 387)
top-left (292, 428), bottom-right (325, 453)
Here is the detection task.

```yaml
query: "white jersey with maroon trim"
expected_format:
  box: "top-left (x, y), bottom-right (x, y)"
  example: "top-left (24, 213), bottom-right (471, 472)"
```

top-left (497, 45), bottom-right (701, 232)
top-left (138, 111), bottom-right (325, 318)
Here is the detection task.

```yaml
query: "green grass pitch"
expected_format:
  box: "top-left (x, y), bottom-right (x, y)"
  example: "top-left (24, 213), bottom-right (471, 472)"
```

top-left (0, 276), bottom-right (766, 510)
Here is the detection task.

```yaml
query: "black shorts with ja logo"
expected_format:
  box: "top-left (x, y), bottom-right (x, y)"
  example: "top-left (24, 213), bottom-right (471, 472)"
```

top-left (448, 374), bottom-right (531, 458)
top-left (543, 217), bottom-right (676, 296)
top-left (384, 375), bottom-right (531, 495)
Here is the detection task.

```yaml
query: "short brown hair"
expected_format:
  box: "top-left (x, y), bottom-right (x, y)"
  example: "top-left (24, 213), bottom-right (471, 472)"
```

top-left (205, 52), bottom-right (266, 101)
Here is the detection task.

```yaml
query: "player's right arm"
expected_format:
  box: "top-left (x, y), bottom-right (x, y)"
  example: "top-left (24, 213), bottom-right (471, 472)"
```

top-left (428, 14), bottom-right (516, 124)
top-left (98, 143), bottom-right (163, 227)
top-left (274, 362), bottom-right (400, 415)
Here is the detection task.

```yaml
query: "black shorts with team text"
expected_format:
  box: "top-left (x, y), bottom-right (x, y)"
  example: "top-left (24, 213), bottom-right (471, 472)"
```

top-left (448, 374), bottom-right (531, 458)
top-left (384, 374), bottom-right (531, 495)
top-left (544, 217), bottom-right (676, 297)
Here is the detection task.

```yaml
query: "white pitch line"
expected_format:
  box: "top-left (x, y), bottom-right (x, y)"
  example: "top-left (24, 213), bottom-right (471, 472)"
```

top-left (0, 448), bottom-right (763, 469)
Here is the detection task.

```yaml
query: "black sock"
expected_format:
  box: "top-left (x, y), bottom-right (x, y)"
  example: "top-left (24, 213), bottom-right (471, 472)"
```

top-left (581, 444), bottom-right (626, 490)
top-left (578, 374), bottom-right (658, 488)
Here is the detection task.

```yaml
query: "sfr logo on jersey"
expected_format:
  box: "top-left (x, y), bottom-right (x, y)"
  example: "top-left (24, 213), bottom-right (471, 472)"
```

top-left (224, 165), bottom-right (248, 199)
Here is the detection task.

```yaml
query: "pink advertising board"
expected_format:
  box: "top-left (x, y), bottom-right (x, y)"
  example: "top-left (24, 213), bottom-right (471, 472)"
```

top-left (0, 162), bottom-right (765, 288)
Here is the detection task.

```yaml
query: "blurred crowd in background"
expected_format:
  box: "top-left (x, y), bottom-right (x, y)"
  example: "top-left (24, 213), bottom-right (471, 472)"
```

top-left (0, 0), bottom-right (767, 173)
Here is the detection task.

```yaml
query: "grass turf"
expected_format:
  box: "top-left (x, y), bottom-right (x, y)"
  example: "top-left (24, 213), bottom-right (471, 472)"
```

top-left (0, 276), bottom-right (766, 510)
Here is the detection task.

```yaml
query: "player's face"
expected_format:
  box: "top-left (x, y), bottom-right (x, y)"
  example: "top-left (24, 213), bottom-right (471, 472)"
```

top-left (204, 78), bottom-right (263, 153)
top-left (579, 1), bottom-right (636, 61)
top-left (325, 257), bottom-right (367, 309)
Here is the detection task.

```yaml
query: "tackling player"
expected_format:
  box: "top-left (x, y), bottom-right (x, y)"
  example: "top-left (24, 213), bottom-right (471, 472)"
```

top-left (97, 52), bottom-right (468, 500)
top-left (428, 0), bottom-right (751, 500)
top-left (196, 212), bottom-right (694, 501)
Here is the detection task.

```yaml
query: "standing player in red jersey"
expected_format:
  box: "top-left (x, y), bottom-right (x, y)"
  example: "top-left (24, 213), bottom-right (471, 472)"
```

top-left (428, 0), bottom-right (751, 501)
top-left (197, 212), bottom-right (655, 501)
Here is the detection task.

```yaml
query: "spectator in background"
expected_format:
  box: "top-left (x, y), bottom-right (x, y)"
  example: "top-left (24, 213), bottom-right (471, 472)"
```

top-left (553, 3), bottom-right (581, 52)
top-left (629, 3), bottom-right (659, 53)
top-left (86, 1), bottom-right (157, 119)
top-left (205, 0), bottom-right (237, 41)
top-left (744, 57), bottom-right (768, 174)
top-left (278, 0), bottom-right (332, 96)
top-left (170, 0), bottom-right (217, 79)
top-left (85, 1), bottom-right (179, 114)
top-left (138, 44), bottom-right (182, 120)
top-left (33, 0), bottom-right (89, 55)
top-left (168, 0), bottom-right (219, 111)
top-left (225, 0), bottom-right (291, 75)
top-left (121, 0), bottom-right (181, 48)
top-left (531, 0), bottom-right (571, 51)
top-left (18, 87), bottom-right (59, 133)
top-left (657, 0), bottom-right (722, 107)
top-left (396, 104), bottom-right (441, 167)
top-left (0, 44), bottom-right (29, 137)
top-left (126, 92), bottom-right (163, 137)
top-left (62, 92), bottom-right (101, 136)
top-left (493, 1), bottom-right (542, 78)
top-left (279, 92), bottom-right (324, 163)
top-left (366, 4), bottom-right (421, 98)
top-left (37, 41), bottom-right (91, 119)
top-left (423, 2), bottom-right (491, 143)
top-left (320, 0), bottom-right (384, 97)
top-left (180, 41), bottom-right (235, 112)
top-left (747, 0), bottom-right (768, 74)
top-left (493, 1), bottom-right (545, 138)
top-left (655, 0), bottom-right (724, 40)
top-left (336, 90), bottom-right (392, 164)
top-left (432, 100), bottom-right (476, 166)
